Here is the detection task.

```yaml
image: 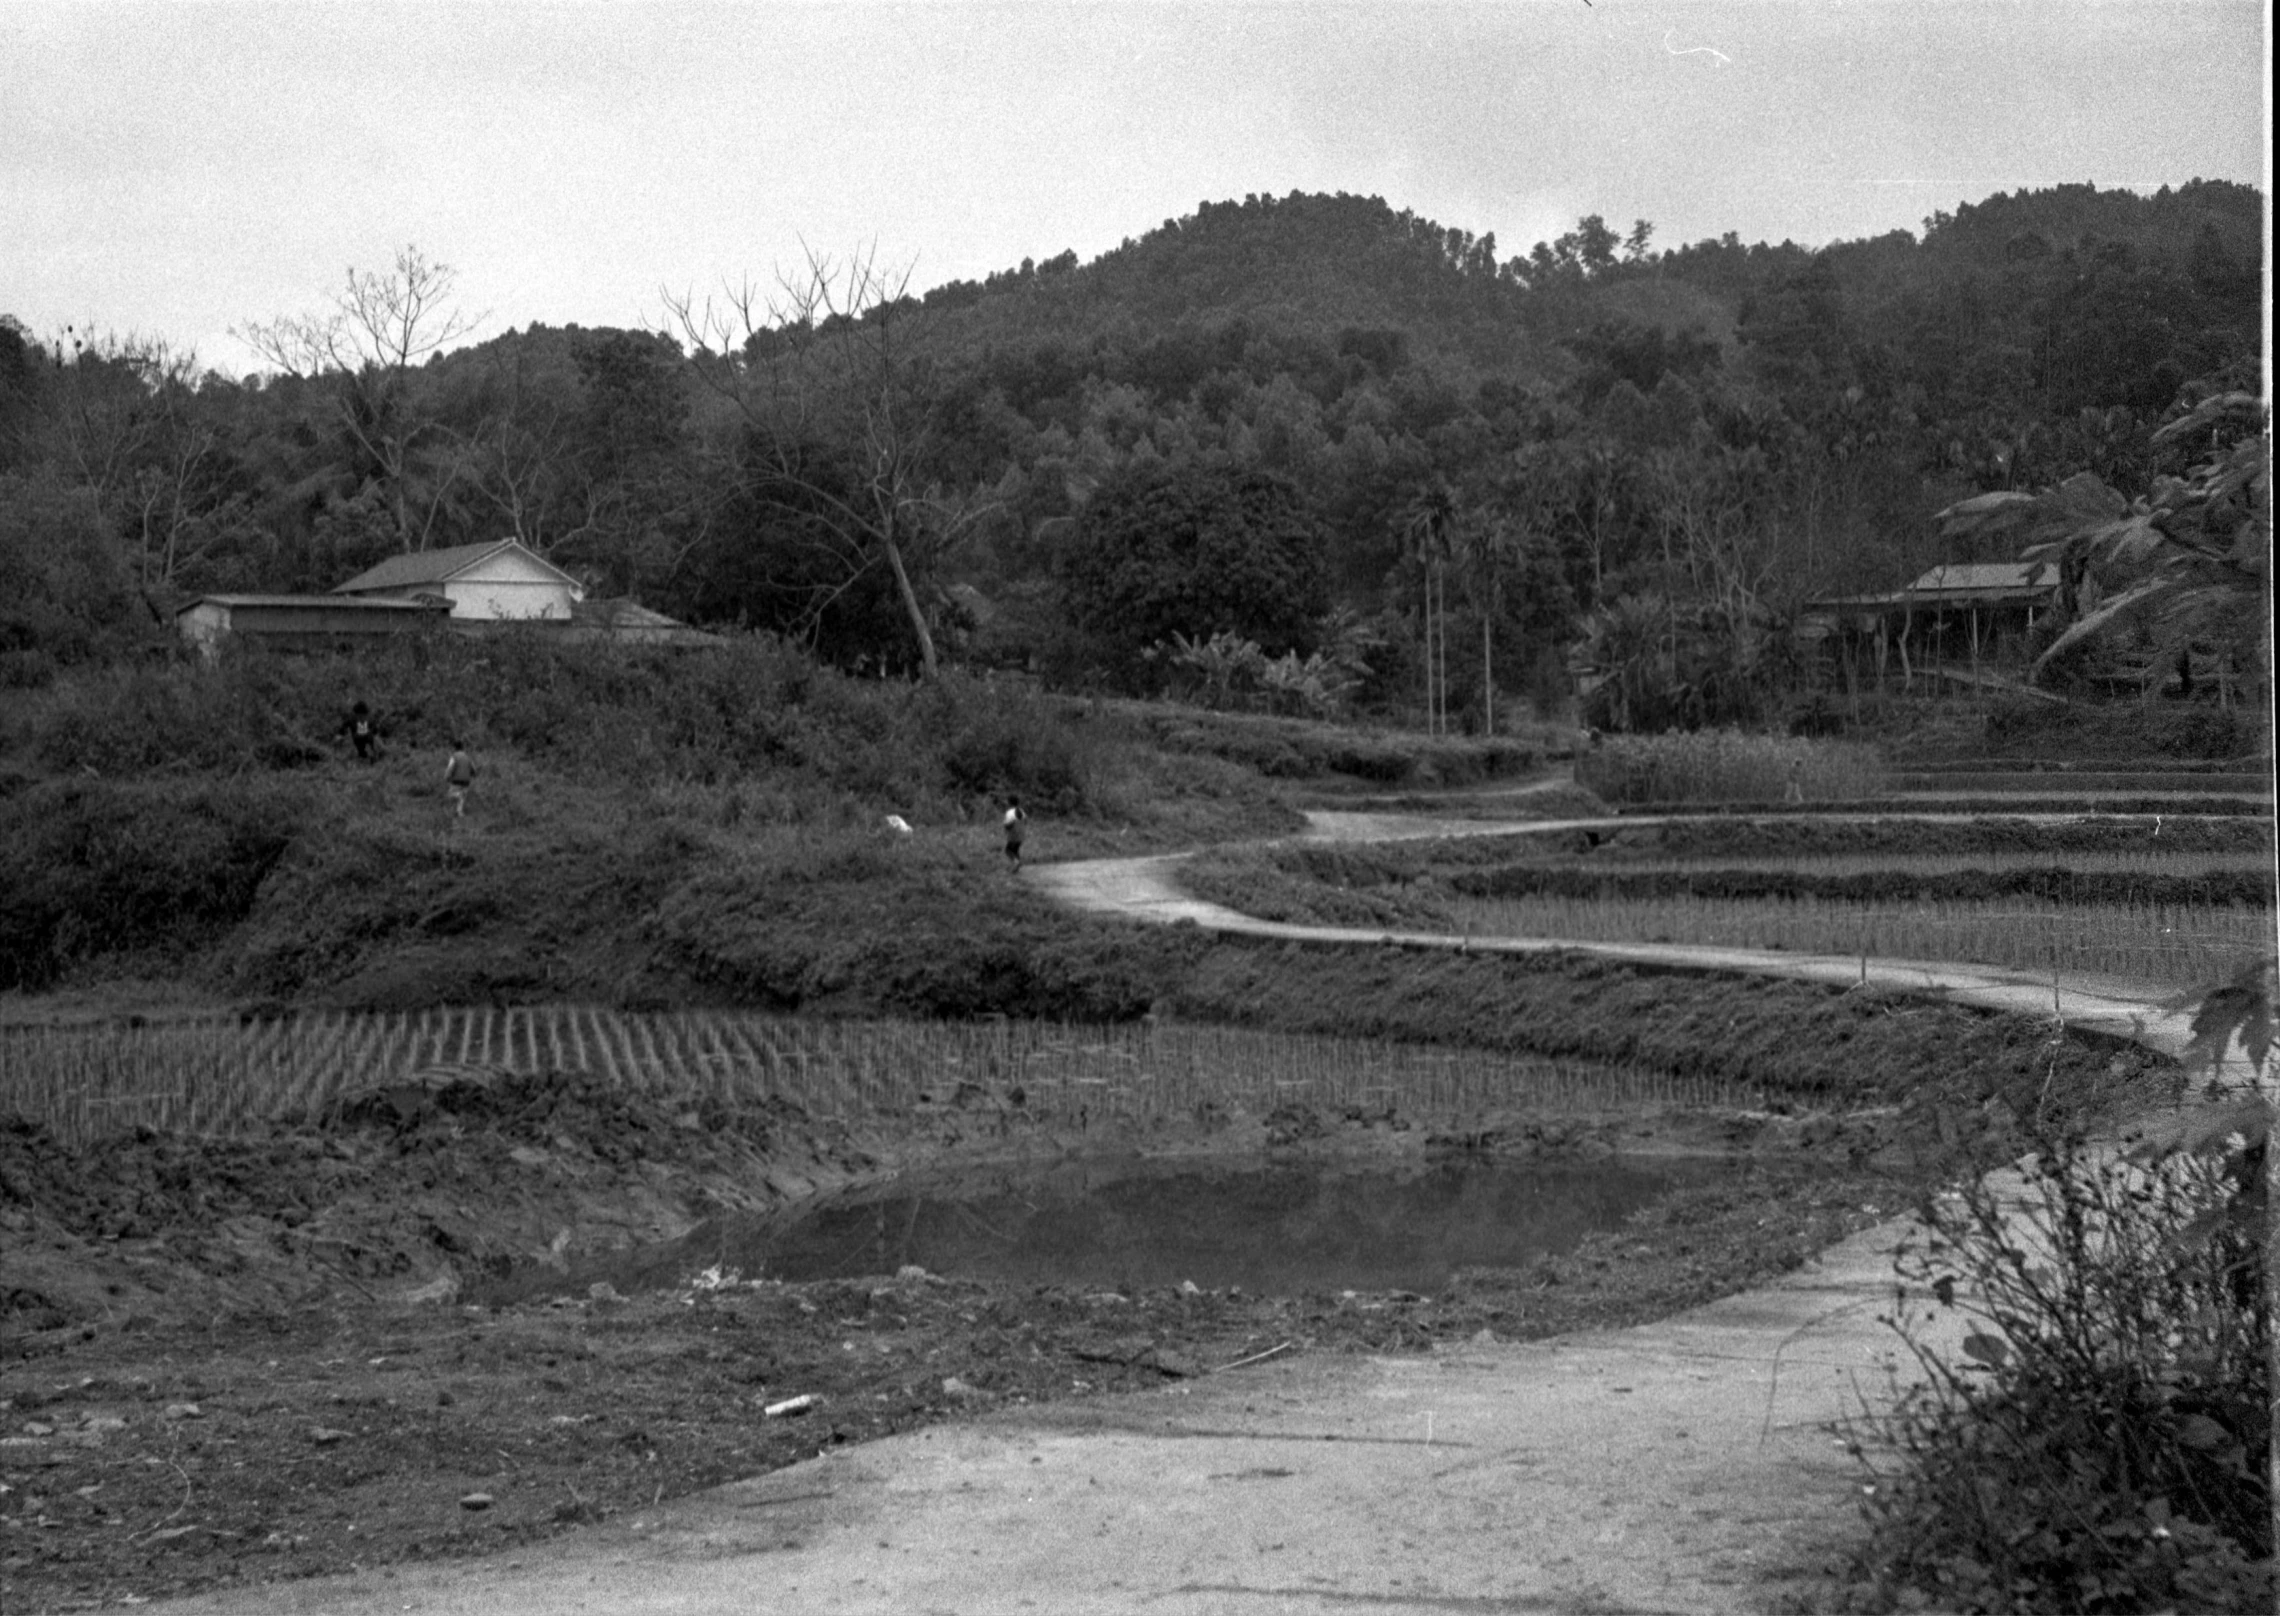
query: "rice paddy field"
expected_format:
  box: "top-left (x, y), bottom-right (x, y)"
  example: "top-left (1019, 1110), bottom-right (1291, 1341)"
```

top-left (1506, 850), bottom-right (2276, 880)
top-left (1439, 891), bottom-right (2272, 993)
top-left (0, 1006), bottom-right (1760, 1148)
top-left (1181, 808), bottom-right (2276, 997)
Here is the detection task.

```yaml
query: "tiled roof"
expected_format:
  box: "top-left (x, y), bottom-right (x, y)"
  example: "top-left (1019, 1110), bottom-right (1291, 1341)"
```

top-left (175, 594), bottom-right (446, 614)
top-left (566, 598), bottom-right (723, 645)
top-left (570, 599), bottom-right (681, 629)
top-left (333, 540), bottom-right (577, 594)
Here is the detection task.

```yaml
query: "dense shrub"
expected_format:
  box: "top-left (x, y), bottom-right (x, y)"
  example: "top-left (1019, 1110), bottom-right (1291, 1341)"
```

top-left (1983, 696), bottom-right (2265, 761)
top-left (1844, 1114), bottom-right (2271, 1612)
top-left (0, 635), bottom-right (1110, 817)
top-left (0, 778), bottom-right (305, 989)
top-left (0, 472), bottom-right (156, 687)
top-left (646, 830), bottom-right (1197, 1020)
top-left (1061, 462), bottom-right (1331, 689)
top-left (933, 675), bottom-right (1097, 811)
top-left (221, 809), bottom-right (706, 1005)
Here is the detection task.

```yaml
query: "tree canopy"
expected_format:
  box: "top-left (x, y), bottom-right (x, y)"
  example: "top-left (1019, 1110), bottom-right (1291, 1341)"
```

top-left (1, 181), bottom-right (2264, 722)
top-left (1061, 462), bottom-right (1330, 682)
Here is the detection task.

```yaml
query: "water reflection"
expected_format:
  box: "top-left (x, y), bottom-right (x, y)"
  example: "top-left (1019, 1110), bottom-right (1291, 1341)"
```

top-left (654, 1153), bottom-right (1711, 1297)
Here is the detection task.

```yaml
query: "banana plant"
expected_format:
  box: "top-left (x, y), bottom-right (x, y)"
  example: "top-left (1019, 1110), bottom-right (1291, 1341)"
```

top-left (1936, 392), bottom-right (2269, 704)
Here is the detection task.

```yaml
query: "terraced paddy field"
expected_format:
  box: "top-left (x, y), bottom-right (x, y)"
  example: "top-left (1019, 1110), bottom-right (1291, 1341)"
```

top-left (1184, 811), bottom-right (2276, 995)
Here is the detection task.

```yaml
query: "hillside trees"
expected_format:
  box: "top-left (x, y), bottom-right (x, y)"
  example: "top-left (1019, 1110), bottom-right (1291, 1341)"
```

top-left (0, 472), bottom-right (146, 684)
top-left (0, 181), bottom-right (2262, 709)
top-left (427, 327), bottom-right (706, 599)
top-left (1060, 461), bottom-right (1330, 687)
top-left (664, 249), bottom-right (995, 677)
top-left (1400, 477), bottom-right (1461, 733)
top-left (235, 247), bottom-right (482, 552)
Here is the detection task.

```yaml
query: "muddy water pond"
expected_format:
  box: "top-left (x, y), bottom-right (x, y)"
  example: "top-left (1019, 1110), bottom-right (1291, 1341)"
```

top-left (588, 1153), bottom-right (1721, 1299)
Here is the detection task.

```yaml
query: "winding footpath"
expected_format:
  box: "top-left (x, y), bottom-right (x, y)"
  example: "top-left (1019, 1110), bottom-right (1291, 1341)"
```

top-left (152, 788), bottom-right (2270, 1616)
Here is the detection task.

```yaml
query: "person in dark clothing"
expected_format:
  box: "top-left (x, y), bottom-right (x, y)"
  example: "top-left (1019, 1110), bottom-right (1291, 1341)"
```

top-left (1002, 796), bottom-right (1027, 871)
top-left (339, 701), bottom-right (382, 762)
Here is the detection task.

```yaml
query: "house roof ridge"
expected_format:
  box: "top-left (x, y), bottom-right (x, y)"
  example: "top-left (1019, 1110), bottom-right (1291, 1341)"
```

top-left (332, 538), bottom-right (577, 595)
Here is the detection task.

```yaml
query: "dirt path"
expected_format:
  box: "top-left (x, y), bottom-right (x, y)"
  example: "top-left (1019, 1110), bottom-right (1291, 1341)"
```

top-left (124, 797), bottom-right (2258, 1616)
top-left (1032, 808), bottom-right (2197, 1048)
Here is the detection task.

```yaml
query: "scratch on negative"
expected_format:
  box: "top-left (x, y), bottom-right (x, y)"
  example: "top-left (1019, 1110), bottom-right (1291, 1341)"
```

top-left (1761, 1294), bottom-right (1882, 1449)
top-left (1665, 29), bottom-right (1733, 66)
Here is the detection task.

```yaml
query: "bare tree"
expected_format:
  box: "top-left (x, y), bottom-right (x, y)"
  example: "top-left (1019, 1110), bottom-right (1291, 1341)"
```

top-left (662, 245), bottom-right (989, 678)
top-left (128, 348), bottom-right (256, 588)
top-left (235, 246), bottom-right (482, 549)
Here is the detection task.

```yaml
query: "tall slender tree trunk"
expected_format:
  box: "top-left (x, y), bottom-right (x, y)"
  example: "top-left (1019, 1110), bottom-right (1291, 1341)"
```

top-left (1435, 567), bottom-right (1450, 735)
top-left (1482, 612), bottom-right (1494, 735)
top-left (880, 532), bottom-right (939, 680)
top-left (1421, 585), bottom-right (1434, 733)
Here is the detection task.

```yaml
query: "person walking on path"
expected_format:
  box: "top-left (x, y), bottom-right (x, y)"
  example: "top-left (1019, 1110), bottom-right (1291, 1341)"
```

top-left (444, 739), bottom-right (476, 821)
top-left (1002, 795), bottom-right (1027, 872)
top-left (339, 701), bottom-right (382, 763)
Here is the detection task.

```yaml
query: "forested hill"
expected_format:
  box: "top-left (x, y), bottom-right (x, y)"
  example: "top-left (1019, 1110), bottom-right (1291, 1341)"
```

top-left (0, 181), bottom-right (2265, 716)
top-left (913, 192), bottom-right (1563, 381)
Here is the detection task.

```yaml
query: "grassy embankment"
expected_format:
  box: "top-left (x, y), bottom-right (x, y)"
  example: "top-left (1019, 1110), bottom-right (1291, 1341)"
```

top-left (0, 632), bottom-right (1557, 1022)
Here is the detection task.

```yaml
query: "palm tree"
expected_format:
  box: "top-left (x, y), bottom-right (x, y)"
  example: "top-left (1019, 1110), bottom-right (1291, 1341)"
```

top-left (1458, 515), bottom-right (1517, 735)
top-left (1937, 391), bottom-right (2269, 713)
top-left (1401, 479), bottom-right (1461, 734)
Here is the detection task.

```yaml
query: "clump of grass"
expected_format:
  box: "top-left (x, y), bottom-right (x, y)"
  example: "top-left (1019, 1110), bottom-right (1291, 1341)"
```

top-left (1577, 730), bottom-right (1885, 805)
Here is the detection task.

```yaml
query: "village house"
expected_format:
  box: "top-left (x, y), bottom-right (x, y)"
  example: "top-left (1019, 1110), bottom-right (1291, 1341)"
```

top-left (330, 539), bottom-right (584, 620)
top-left (176, 539), bottom-right (719, 657)
top-left (1801, 559), bottom-right (2061, 695)
top-left (173, 594), bottom-right (452, 659)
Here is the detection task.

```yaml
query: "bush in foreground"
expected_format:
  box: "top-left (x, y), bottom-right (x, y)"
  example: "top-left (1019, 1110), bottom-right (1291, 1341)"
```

top-left (1840, 977), bottom-right (2273, 1613)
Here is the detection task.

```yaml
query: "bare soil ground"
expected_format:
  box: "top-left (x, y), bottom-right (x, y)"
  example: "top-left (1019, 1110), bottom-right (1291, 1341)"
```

top-left (1, 974), bottom-right (2158, 1614)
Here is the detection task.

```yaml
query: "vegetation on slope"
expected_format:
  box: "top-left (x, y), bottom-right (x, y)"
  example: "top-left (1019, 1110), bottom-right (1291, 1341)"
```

top-left (3, 182), bottom-right (2264, 735)
top-left (0, 636), bottom-right (1554, 1012)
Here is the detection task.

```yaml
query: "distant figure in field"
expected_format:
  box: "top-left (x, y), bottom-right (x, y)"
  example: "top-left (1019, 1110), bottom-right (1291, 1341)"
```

top-left (339, 701), bottom-right (382, 763)
top-left (1784, 757), bottom-right (1805, 804)
top-left (883, 814), bottom-right (914, 837)
top-left (1002, 796), bottom-right (1027, 871)
top-left (444, 739), bottom-right (476, 820)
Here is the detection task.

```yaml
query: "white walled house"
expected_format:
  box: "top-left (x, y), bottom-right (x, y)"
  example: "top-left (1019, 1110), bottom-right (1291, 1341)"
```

top-left (332, 540), bottom-right (584, 621)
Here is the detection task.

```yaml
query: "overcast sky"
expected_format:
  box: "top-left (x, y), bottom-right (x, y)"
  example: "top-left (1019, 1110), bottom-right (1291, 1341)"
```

top-left (3, 2), bottom-right (2268, 376)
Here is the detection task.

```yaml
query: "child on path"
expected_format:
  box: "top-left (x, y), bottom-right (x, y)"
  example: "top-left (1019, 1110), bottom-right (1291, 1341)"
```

top-left (444, 739), bottom-right (476, 820)
top-left (1002, 796), bottom-right (1027, 871)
